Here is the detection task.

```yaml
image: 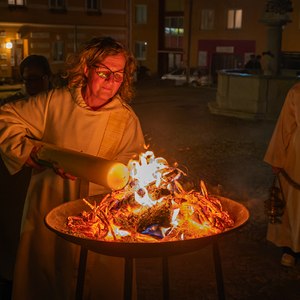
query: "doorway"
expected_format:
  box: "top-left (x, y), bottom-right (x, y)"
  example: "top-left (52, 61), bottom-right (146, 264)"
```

top-left (211, 53), bottom-right (243, 83)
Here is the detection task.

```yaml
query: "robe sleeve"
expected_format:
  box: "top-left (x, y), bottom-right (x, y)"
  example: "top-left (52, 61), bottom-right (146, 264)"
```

top-left (264, 84), bottom-right (298, 168)
top-left (114, 113), bottom-right (145, 165)
top-left (0, 91), bottom-right (51, 174)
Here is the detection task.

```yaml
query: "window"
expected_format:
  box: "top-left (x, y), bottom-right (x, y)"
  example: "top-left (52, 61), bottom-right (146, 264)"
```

top-left (135, 5), bottom-right (147, 24)
top-left (165, 17), bottom-right (184, 48)
top-left (227, 9), bottom-right (242, 29)
top-left (86, 0), bottom-right (100, 11)
top-left (135, 42), bottom-right (147, 60)
top-left (201, 9), bottom-right (214, 30)
top-left (8, 0), bottom-right (25, 5)
top-left (53, 41), bottom-right (64, 62)
top-left (49, 0), bottom-right (65, 9)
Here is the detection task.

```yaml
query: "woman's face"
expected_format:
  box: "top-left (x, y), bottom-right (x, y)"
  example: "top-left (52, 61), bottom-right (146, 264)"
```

top-left (83, 53), bottom-right (126, 108)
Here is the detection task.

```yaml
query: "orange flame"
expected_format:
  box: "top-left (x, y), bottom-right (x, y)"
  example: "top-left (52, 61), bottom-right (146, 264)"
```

top-left (68, 151), bottom-right (234, 242)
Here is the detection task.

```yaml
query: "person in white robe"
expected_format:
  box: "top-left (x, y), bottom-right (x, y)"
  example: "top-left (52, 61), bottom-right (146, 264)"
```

top-left (0, 37), bottom-right (145, 300)
top-left (264, 81), bottom-right (300, 267)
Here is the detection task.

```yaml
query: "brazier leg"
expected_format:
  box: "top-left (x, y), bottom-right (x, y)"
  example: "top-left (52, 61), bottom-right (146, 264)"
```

top-left (212, 241), bottom-right (225, 300)
top-left (124, 257), bottom-right (133, 300)
top-left (75, 246), bottom-right (88, 300)
top-left (162, 256), bottom-right (169, 300)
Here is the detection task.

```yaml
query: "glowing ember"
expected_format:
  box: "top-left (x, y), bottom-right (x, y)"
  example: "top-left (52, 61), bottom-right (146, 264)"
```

top-left (67, 151), bottom-right (234, 242)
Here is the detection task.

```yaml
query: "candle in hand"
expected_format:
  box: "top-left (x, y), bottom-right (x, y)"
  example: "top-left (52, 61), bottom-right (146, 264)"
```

top-left (34, 143), bottom-right (129, 190)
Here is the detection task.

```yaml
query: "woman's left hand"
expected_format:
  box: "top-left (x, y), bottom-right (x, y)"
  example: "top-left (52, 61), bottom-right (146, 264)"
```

top-left (25, 147), bottom-right (47, 170)
top-left (53, 168), bottom-right (77, 181)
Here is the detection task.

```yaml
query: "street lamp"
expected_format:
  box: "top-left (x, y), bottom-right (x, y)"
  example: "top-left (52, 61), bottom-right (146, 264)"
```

top-left (6, 42), bottom-right (13, 49)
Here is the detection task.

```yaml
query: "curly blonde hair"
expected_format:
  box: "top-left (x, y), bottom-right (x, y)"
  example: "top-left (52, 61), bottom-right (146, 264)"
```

top-left (65, 37), bottom-right (136, 103)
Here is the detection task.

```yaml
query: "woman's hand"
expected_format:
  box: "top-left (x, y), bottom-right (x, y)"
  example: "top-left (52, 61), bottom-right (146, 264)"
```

top-left (53, 168), bottom-right (77, 181)
top-left (25, 147), bottom-right (47, 170)
top-left (25, 146), bottom-right (77, 181)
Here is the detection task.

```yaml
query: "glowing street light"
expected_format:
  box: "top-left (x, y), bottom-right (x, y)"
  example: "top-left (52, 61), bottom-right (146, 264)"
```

top-left (6, 42), bottom-right (13, 49)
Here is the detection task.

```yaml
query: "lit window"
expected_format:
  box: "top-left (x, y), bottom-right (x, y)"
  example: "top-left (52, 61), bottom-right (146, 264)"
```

top-left (135, 42), bottom-right (147, 60)
top-left (8, 0), bottom-right (25, 5)
top-left (86, 0), bottom-right (99, 11)
top-left (165, 16), bottom-right (184, 48)
top-left (53, 41), bottom-right (64, 62)
top-left (135, 5), bottom-right (147, 24)
top-left (50, 0), bottom-right (65, 9)
top-left (201, 9), bottom-right (214, 30)
top-left (227, 9), bottom-right (242, 29)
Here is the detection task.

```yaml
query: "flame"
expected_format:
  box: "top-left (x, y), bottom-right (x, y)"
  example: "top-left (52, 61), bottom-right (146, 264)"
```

top-left (67, 151), bottom-right (234, 242)
top-left (128, 151), bottom-right (169, 189)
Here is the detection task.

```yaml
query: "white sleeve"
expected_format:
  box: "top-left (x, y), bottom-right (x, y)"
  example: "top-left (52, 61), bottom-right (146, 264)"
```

top-left (264, 86), bottom-right (297, 168)
top-left (0, 91), bottom-right (51, 174)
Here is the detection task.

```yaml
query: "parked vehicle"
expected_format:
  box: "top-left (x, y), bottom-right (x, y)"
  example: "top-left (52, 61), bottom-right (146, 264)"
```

top-left (161, 68), bottom-right (213, 87)
top-left (197, 69), bottom-right (213, 86)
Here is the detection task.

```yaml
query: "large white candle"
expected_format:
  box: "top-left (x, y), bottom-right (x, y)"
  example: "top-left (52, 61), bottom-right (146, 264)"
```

top-left (33, 143), bottom-right (129, 190)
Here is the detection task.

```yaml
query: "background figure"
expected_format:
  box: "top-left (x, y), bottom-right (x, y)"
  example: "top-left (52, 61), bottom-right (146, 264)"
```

top-left (254, 55), bottom-right (262, 69)
top-left (245, 54), bottom-right (256, 69)
top-left (0, 55), bottom-right (52, 300)
top-left (254, 55), bottom-right (263, 74)
top-left (0, 55), bottom-right (52, 106)
top-left (0, 37), bottom-right (145, 300)
top-left (264, 82), bottom-right (300, 267)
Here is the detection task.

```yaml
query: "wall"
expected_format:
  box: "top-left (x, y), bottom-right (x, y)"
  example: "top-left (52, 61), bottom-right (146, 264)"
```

top-left (131, 0), bottom-right (159, 76)
top-left (197, 39), bottom-right (256, 69)
top-left (183, 0), bottom-right (276, 73)
top-left (209, 70), bottom-right (300, 120)
top-left (0, 0), bottom-right (128, 79)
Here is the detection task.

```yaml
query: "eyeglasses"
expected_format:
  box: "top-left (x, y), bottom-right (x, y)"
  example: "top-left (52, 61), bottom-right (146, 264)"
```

top-left (22, 75), bottom-right (47, 83)
top-left (92, 64), bottom-right (124, 83)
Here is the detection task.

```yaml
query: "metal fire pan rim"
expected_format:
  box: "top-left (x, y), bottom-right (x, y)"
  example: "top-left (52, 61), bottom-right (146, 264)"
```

top-left (44, 194), bottom-right (249, 258)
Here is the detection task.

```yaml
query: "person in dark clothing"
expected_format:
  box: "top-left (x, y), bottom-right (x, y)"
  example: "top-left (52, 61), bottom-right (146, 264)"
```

top-left (0, 55), bottom-right (53, 106)
top-left (254, 55), bottom-right (262, 69)
top-left (0, 55), bottom-right (53, 300)
top-left (245, 54), bottom-right (256, 69)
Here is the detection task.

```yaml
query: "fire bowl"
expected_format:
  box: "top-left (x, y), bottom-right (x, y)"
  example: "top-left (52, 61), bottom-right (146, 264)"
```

top-left (45, 194), bottom-right (249, 258)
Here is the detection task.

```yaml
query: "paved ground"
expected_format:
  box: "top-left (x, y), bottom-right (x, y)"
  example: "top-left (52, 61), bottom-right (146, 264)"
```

top-left (130, 79), bottom-right (300, 300)
top-left (1, 79), bottom-right (300, 300)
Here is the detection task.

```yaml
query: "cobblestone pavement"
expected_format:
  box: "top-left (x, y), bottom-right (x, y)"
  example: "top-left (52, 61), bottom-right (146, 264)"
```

top-left (131, 79), bottom-right (300, 300)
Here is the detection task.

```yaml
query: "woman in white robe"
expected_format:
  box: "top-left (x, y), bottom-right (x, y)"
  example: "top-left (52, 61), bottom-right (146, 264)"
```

top-left (0, 37), bottom-right (145, 300)
top-left (264, 81), bottom-right (300, 267)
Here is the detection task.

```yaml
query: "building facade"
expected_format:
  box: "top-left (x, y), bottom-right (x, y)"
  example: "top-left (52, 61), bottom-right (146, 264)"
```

top-left (0, 0), bottom-right (130, 81)
top-left (131, 0), bottom-right (159, 79)
top-left (182, 0), bottom-right (299, 81)
top-left (133, 0), bottom-right (299, 80)
top-left (0, 0), bottom-right (299, 82)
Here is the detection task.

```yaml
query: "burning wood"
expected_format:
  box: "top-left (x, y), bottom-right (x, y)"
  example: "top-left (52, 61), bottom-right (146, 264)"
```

top-left (67, 151), bottom-right (234, 242)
